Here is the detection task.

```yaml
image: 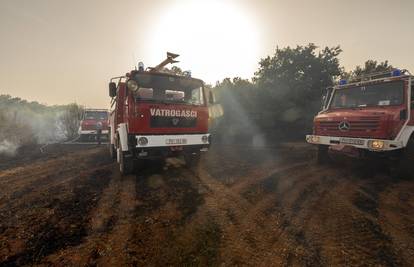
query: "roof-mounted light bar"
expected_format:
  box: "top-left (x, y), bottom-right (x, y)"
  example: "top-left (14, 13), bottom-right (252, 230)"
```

top-left (339, 69), bottom-right (410, 86)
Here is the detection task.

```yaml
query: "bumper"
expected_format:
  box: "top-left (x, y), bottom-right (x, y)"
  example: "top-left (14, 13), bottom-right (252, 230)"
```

top-left (132, 145), bottom-right (209, 159)
top-left (305, 135), bottom-right (403, 151)
top-left (79, 130), bottom-right (109, 135)
top-left (134, 134), bottom-right (210, 148)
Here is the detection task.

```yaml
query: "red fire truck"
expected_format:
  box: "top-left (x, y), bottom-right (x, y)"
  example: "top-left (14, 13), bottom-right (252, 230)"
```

top-left (306, 69), bottom-right (414, 175)
top-left (108, 53), bottom-right (212, 174)
top-left (78, 109), bottom-right (109, 141)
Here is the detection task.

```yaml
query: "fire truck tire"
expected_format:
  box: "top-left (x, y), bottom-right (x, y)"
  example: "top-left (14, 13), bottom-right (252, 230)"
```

top-left (317, 145), bottom-right (331, 165)
top-left (395, 138), bottom-right (414, 179)
top-left (109, 144), bottom-right (116, 160)
top-left (119, 150), bottom-right (134, 175)
top-left (184, 152), bottom-right (200, 168)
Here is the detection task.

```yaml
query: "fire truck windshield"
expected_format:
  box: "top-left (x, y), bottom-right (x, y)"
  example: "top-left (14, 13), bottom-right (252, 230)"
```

top-left (132, 73), bottom-right (205, 106)
top-left (330, 80), bottom-right (404, 109)
top-left (84, 111), bottom-right (108, 120)
top-left (134, 86), bottom-right (205, 106)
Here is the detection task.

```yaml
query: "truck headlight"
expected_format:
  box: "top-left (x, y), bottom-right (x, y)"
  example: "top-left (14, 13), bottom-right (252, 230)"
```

top-left (127, 79), bottom-right (138, 91)
top-left (138, 137), bottom-right (148, 146)
top-left (310, 136), bottom-right (320, 143)
top-left (368, 140), bottom-right (384, 150)
top-left (201, 135), bottom-right (209, 143)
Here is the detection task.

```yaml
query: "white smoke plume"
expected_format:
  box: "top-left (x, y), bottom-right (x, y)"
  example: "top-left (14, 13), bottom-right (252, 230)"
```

top-left (0, 95), bottom-right (82, 156)
top-left (0, 139), bottom-right (19, 156)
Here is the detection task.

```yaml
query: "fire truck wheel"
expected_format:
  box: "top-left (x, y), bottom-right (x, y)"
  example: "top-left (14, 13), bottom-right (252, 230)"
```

top-left (317, 145), bottom-right (331, 165)
top-left (109, 144), bottom-right (116, 160)
top-left (395, 138), bottom-right (414, 179)
top-left (184, 152), bottom-right (200, 168)
top-left (119, 151), bottom-right (134, 175)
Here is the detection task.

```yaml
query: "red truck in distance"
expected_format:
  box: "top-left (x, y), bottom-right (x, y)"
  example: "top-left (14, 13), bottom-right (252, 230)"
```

top-left (306, 69), bottom-right (414, 175)
top-left (78, 109), bottom-right (109, 141)
top-left (108, 53), bottom-right (212, 174)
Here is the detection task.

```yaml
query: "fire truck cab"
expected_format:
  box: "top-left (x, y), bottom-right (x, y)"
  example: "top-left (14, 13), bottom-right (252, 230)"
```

top-left (306, 69), bottom-right (414, 174)
top-left (78, 109), bottom-right (109, 141)
top-left (108, 53), bottom-right (211, 174)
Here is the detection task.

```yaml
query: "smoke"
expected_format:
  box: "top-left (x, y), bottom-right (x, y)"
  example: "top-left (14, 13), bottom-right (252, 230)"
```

top-left (0, 95), bottom-right (79, 156)
top-left (281, 107), bottom-right (302, 122)
top-left (23, 111), bottom-right (67, 144)
top-left (0, 139), bottom-right (19, 156)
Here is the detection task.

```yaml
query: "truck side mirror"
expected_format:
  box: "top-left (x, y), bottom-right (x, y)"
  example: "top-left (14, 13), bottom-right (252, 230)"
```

top-left (109, 82), bottom-right (117, 97)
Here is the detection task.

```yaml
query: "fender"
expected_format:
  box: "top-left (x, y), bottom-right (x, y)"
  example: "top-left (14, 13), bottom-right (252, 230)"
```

top-left (396, 78), bottom-right (413, 147)
top-left (117, 123), bottom-right (129, 152)
top-left (398, 126), bottom-right (414, 147)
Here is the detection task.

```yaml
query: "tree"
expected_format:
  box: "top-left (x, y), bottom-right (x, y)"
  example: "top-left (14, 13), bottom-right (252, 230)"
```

top-left (253, 44), bottom-right (343, 137)
top-left (344, 60), bottom-right (394, 79)
top-left (61, 103), bottom-right (84, 139)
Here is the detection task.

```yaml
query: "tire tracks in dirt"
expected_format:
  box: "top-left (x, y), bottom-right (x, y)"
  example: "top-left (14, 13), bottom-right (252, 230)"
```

top-left (1, 144), bottom-right (414, 266)
top-left (187, 161), bottom-right (325, 266)
top-left (44, 168), bottom-right (140, 266)
top-left (0, 147), bottom-right (113, 266)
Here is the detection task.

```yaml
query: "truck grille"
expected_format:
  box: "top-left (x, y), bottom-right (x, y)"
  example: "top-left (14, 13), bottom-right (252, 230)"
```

top-left (81, 124), bottom-right (98, 130)
top-left (317, 116), bottom-right (381, 132)
top-left (150, 117), bottom-right (197, 128)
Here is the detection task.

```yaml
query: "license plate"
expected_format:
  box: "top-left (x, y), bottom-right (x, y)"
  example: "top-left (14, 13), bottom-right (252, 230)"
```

top-left (166, 138), bottom-right (187, 145)
top-left (339, 138), bottom-right (365, 146)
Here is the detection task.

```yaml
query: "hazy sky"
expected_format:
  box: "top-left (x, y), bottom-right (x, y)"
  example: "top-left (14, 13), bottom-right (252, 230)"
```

top-left (1, 0), bottom-right (413, 107)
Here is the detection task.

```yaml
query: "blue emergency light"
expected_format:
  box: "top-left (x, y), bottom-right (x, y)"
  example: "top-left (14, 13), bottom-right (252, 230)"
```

top-left (392, 69), bottom-right (401, 77)
top-left (339, 79), bottom-right (347, 85)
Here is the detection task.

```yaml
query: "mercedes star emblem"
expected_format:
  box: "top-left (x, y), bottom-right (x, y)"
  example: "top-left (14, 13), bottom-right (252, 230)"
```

top-left (338, 121), bottom-right (350, 131)
top-left (172, 118), bottom-right (180, 126)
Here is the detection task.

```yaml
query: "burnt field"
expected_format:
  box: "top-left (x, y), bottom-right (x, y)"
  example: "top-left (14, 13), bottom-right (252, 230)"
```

top-left (0, 143), bottom-right (413, 266)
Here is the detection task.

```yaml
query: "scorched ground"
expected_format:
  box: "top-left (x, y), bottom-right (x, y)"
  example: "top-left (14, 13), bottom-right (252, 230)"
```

top-left (0, 143), bottom-right (413, 266)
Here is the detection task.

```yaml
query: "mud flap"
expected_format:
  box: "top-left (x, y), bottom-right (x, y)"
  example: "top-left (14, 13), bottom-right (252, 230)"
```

top-left (119, 149), bottom-right (134, 175)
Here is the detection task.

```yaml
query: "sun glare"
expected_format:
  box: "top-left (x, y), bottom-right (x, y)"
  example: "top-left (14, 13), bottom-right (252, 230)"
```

top-left (144, 0), bottom-right (261, 83)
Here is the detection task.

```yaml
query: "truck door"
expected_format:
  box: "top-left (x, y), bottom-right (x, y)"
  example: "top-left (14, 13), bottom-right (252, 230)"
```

top-left (115, 83), bottom-right (126, 126)
top-left (409, 78), bottom-right (414, 124)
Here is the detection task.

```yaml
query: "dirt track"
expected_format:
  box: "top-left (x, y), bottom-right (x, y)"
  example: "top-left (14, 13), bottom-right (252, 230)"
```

top-left (0, 143), bottom-right (413, 266)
